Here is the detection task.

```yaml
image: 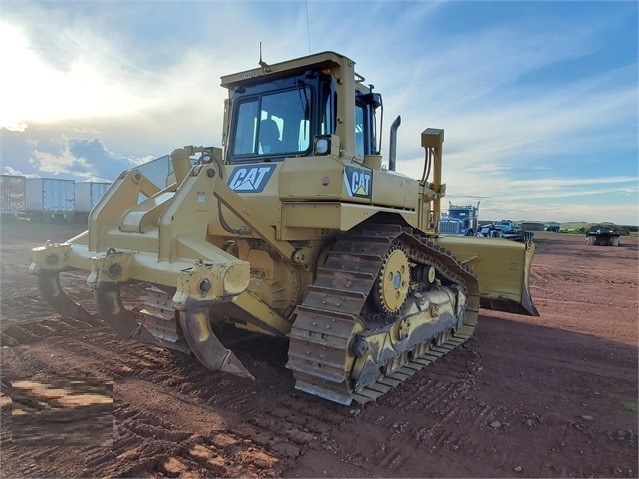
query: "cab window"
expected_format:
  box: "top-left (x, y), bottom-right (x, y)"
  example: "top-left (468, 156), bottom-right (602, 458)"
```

top-left (232, 87), bottom-right (312, 158)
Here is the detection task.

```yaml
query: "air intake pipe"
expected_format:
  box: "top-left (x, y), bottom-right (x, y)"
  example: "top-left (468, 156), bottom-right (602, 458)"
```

top-left (388, 115), bottom-right (401, 171)
top-left (170, 146), bottom-right (197, 186)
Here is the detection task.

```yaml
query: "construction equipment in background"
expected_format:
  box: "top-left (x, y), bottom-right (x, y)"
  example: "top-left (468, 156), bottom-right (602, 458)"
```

top-left (477, 220), bottom-right (534, 243)
top-left (586, 227), bottom-right (621, 246)
top-left (546, 222), bottom-right (560, 232)
top-left (31, 51), bottom-right (538, 405)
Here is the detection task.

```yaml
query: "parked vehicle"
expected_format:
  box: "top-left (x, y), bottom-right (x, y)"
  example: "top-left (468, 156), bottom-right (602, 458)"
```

top-left (546, 222), bottom-right (560, 232)
top-left (586, 227), bottom-right (621, 246)
top-left (477, 220), bottom-right (533, 243)
top-left (25, 178), bottom-right (75, 221)
top-left (0, 175), bottom-right (26, 217)
top-left (1, 156), bottom-right (167, 222)
top-left (75, 182), bottom-right (111, 220)
top-left (439, 201), bottom-right (480, 236)
top-left (494, 220), bottom-right (515, 233)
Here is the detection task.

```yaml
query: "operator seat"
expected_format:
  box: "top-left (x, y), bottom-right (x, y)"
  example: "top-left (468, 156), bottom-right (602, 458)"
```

top-left (259, 119), bottom-right (284, 154)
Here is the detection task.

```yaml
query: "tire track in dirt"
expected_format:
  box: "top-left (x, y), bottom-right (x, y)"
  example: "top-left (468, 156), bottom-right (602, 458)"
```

top-left (2, 315), bottom-right (103, 347)
top-left (83, 376), bottom-right (332, 478)
top-left (2, 319), bottom-right (357, 478)
top-left (312, 343), bottom-right (486, 475)
top-left (1, 294), bottom-right (57, 319)
top-left (4, 226), bottom-right (638, 478)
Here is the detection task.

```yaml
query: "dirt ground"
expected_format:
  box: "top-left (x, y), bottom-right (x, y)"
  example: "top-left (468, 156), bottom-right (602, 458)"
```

top-left (1, 221), bottom-right (637, 478)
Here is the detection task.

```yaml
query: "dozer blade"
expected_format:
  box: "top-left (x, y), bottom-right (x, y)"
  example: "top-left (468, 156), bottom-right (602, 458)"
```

top-left (94, 283), bottom-right (161, 345)
top-left (438, 235), bottom-right (539, 316)
top-left (38, 271), bottom-right (96, 323)
top-left (179, 308), bottom-right (255, 380)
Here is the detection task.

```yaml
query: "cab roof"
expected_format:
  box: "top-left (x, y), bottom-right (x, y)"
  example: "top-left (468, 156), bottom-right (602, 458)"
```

top-left (220, 51), bottom-right (356, 89)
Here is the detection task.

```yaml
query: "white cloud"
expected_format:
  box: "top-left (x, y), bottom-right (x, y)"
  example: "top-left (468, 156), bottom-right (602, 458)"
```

top-left (28, 137), bottom-right (149, 182)
top-left (0, 1), bottom-right (636, 224)
top-left (30, 148), bottom-right (97, 179)
top-left (2, 166), bottom-right (40, 178)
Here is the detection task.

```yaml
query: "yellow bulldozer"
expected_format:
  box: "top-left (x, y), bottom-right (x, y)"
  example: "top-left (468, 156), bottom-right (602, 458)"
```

top-left (31, 51), bottom-right (537, 405)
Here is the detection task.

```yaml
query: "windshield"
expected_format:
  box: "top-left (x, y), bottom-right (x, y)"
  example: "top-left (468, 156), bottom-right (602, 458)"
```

top-left (449, 209), bottom-right (469, 219)
top-left (232, 87), bottom-right (312, 158)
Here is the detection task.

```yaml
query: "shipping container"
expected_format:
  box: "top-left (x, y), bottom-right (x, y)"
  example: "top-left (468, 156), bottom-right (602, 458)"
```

top-left (25, 178), bottom-right (75, 219)
top-left (75, 181), bottom-right (111, 214)
top-left (0, 175), bottom-right (26, 216)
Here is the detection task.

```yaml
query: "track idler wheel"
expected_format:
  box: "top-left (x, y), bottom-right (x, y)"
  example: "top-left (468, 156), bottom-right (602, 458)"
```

top-left (94, 283), bottom-right (159, 345)
top-left (38, 272), bottom-right (96, 323)
top-left (179, 308), bottom-right (255, 380)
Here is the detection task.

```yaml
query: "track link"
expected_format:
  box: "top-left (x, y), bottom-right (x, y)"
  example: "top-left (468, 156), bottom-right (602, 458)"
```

top-left (287, 223), bottom-right (480, 405)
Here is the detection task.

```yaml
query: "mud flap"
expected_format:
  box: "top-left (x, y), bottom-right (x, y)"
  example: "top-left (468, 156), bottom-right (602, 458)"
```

top-left (38, 272), bottom-right (96, 323)
top-left (94, 283), bottom-right (160, 345)
top-left (179, 308), bottom-right (255, 380)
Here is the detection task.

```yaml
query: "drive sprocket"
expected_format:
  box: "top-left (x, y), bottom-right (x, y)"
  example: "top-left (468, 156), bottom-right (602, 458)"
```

top-left (373, 243), bottom-right (411, 314)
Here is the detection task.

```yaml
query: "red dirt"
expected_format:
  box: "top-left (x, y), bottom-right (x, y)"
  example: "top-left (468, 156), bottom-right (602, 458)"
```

top-left (1, 222), bottom-right (637, 478)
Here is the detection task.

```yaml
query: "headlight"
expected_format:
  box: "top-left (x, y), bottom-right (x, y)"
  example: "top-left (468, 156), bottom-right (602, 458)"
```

top-left (313, 135), bottom-right (339, 156)
top-left (315, 138), bottom-right (329, 155)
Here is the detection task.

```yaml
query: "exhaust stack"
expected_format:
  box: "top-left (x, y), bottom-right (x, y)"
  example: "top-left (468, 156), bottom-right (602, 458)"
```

top-left (388, 115), bottom-right (401, 171)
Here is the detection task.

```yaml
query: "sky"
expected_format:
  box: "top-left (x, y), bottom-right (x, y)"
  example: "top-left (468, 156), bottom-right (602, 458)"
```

top-left (0, 0), bottom-right (637, 224)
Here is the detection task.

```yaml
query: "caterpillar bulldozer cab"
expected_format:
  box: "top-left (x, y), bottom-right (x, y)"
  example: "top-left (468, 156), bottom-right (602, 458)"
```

top-left (31, 51), bottom-right (537, 405)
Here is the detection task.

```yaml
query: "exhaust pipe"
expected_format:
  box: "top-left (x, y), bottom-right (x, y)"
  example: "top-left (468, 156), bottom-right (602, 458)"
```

top-left (388, 115), bottom-right (401, 171)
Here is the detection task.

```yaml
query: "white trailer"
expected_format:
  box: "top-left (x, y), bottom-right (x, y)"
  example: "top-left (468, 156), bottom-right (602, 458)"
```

top-left (75, 182), bottom-right (111, 216)
top-left (25, 178), bottom-right (75, 221)
top-left (0, 175), bottom-right (27, 217)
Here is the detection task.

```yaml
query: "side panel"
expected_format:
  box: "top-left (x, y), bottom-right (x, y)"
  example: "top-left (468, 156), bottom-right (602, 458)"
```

top-left (281, 201), bottom-right (418, 238)
top-left (207, 163), bottom-right (283, 236)
top-left (26, 178), bottom-right (75, 213)
top-left (48, 179), bottom-right (75, 213)
top-left (75, 183), bottom-right (91, 213)
top-left (25, 178), bottom-right (43, 211)
top-left (371, 169), bottom-right (419, 210)
top-left (278, 156), bottom-right (419, 209)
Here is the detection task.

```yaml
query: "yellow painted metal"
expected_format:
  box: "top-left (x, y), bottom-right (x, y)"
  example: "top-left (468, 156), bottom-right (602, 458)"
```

top-left (212, 175), bottom-right (298, 263)
top-left (281, 202), bottom-right (418, 233)
top-left (221, 51), bottom-right (358, 159)
top-left (419, 128), bottom-right (445, 233)
top-left (31, 49), bottom-right (538, 390)
top-left (375, 247), bottom-right (410, 313)
top-left (231, 290), bottom-right (295, 336)
top-left (438, 235), bottom-right (536, 310)
top-left (89, 170), bottom-right (159, 252)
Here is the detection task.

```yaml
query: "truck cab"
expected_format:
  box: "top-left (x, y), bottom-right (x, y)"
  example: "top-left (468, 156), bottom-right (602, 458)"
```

top-left (439, 202), bottom-right (480, 236)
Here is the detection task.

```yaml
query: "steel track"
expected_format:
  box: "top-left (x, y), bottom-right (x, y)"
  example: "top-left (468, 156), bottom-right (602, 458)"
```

top-left (286, 223), bottom-right (480, 405)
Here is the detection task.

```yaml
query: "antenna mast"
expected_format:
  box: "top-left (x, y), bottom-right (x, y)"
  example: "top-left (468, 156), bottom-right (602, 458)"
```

top-left (305, 0), bottom-right (311, 54)
top-left (259, 42), bottom-right (270, 72)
